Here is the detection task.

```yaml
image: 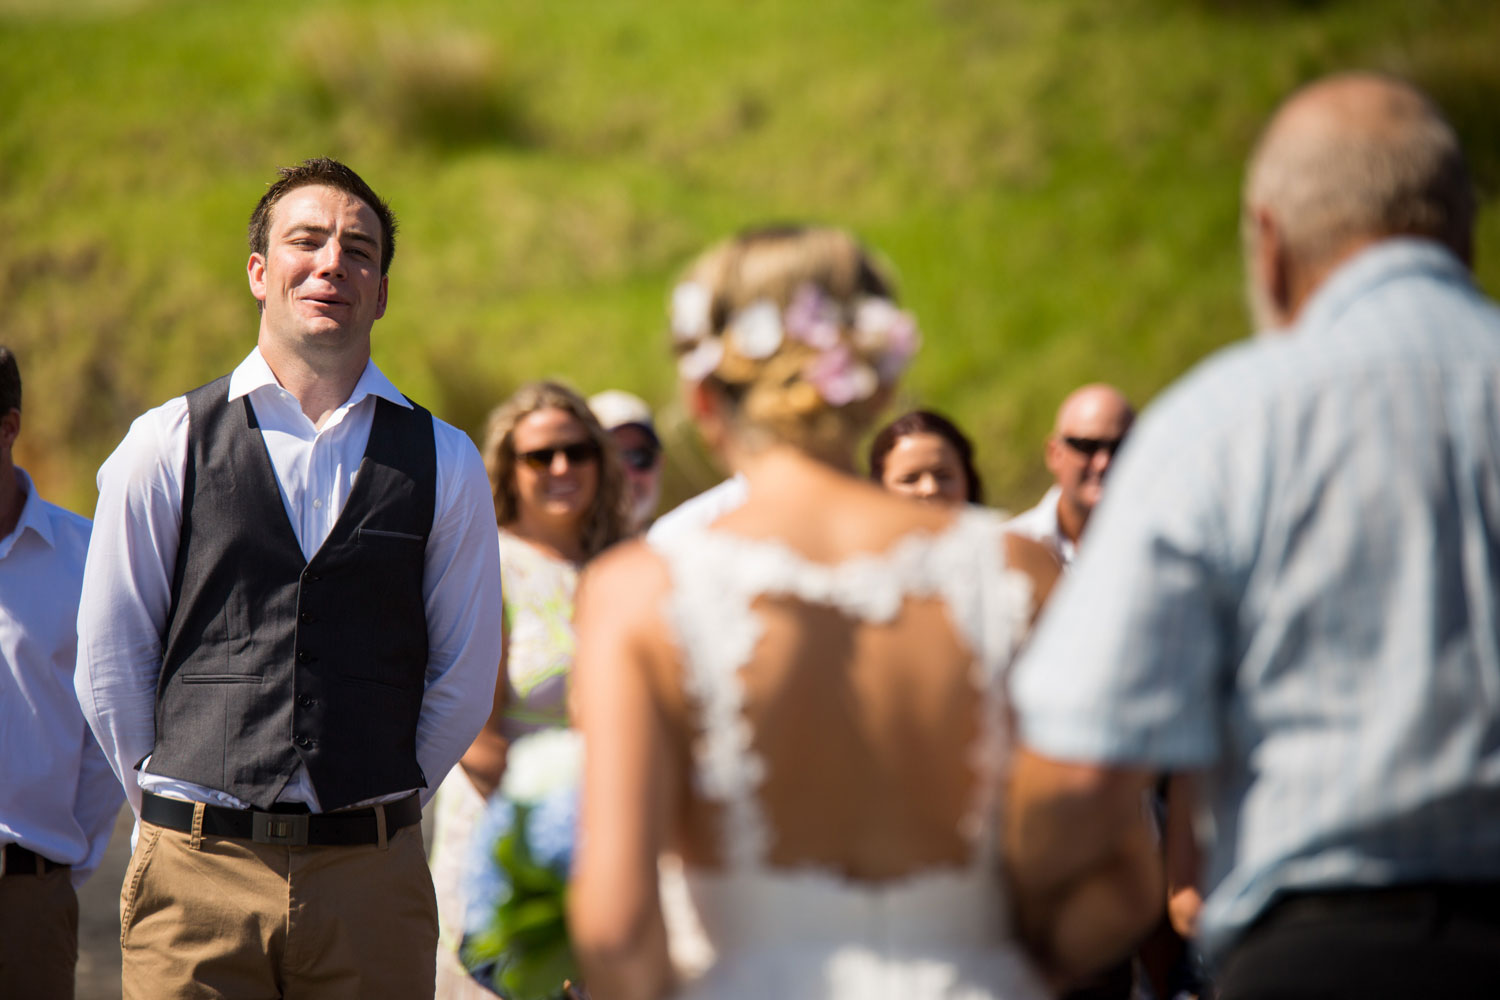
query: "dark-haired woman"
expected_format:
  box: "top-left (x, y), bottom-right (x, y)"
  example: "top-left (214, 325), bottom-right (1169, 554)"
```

top-left (869, 409), bottom-right (984, 505)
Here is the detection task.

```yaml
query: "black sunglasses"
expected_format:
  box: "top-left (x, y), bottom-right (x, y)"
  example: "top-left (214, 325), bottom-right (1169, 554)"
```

top-left (620, 446), bottom-right (660, 472)
top-left (517, 442), bottom-right (600, 470)
top-left (1061, 435), bottom-right (1125, 458)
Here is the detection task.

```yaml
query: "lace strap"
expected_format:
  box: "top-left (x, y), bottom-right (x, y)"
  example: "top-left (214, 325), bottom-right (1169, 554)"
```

top-left (653, 532), bottom-right (771, 868)
top-left (953, 516), bottom-right (1034, 867)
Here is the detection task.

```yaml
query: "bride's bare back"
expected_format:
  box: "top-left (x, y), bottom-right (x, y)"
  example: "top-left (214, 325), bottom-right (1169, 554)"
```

top-left (571, 450), bottom-right (1059, 998)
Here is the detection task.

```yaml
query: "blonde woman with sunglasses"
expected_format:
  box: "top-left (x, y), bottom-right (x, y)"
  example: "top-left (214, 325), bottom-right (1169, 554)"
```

top-left (430, 381), bottom-right (627, 999)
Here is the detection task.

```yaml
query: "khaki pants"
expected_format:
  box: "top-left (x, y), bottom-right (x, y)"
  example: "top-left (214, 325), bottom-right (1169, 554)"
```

top-left (0, 862), bottom-right (78, 999)
top-left (121, 819), bottom-right (438, 1000)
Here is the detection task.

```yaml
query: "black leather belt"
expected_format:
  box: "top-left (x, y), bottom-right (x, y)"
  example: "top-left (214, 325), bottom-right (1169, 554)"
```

top-left (1, 843), bottom-right (68, 876)
top-left (140, 791), bottom-right (421, 847)
top-left (1263, 882), bottom-right (1500, 927)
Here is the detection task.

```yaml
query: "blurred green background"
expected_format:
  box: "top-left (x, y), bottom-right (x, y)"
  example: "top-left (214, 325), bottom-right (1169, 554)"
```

top-left (4, 0), bottom-right (1498, 515)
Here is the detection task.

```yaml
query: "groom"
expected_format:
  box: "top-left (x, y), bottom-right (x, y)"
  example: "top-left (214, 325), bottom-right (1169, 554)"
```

top-left (76, 157), bottom-right (503, 998)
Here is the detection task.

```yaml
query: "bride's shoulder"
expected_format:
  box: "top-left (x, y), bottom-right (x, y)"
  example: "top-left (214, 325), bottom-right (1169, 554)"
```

top-left (578, 537), bottom-right (672, 614)
top-left (999, 529), bottom-right (1063, 622)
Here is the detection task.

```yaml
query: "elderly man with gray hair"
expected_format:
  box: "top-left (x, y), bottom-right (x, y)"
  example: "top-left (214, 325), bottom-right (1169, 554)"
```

top-left (1005, 73), bottom-right (1500, 1000)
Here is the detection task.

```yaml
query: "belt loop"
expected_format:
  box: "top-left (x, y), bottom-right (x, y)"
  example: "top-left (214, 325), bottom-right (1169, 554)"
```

top-left (375, 802), bottom-right (389, 851)
top-left (34, 851), bottom-right (44, 876)
top-left (190, 802), bottom-right (205, 852)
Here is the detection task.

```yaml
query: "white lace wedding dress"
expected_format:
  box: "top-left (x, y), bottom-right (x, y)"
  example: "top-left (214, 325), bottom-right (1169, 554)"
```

top-left (648, 508), bottom-right (1051, 1000)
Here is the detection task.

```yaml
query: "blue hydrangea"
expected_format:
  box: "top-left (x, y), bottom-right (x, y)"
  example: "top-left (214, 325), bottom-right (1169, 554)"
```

top-left (464, 795), bottom-right (516, 935)
top-left (525, 786), bottom-right (578, 876)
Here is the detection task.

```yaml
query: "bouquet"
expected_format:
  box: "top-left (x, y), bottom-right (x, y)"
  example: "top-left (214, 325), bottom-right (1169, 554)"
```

top-left (461, 728), bottom-right (585, 1000)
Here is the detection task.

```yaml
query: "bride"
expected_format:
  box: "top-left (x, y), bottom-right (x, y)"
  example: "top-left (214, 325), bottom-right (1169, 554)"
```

top-left (568, 226), bottom-right (1061, 999)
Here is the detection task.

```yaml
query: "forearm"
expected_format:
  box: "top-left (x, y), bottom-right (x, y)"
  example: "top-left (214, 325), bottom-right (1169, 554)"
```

top-left (572, 887), bottom-right (674, 1000)
top-left (1006, 753), bottom-right (1162, 979)
top-left (457, 729), bottom-right (508, 799)
top-left (1019, 822), bottom-right (1164, 982)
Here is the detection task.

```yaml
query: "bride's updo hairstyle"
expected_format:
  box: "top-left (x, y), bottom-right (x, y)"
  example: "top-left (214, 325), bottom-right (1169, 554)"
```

top-left (670, 225), bottom-right (920, 461)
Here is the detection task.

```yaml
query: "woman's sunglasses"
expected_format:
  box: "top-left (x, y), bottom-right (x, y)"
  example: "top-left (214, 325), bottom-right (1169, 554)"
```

top-left (517, 442), bottom-right (600, 471)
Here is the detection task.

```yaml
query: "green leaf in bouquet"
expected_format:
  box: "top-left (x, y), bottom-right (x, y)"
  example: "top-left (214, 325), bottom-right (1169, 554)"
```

top-left (497, 895), bottom-right (566, 948)
top-left (495, 812), bottom-right (531, 872)
top-left (460, 923), bottom-right (506, 966)
top-left (510, 861), bottom-right (567, 896)
top-left (499, 937), bottom-right (580, 1000)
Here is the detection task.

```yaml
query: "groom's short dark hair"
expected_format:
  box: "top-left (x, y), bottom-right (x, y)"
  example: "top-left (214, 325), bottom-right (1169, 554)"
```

top-left (247, 157), bottom-right (399, 276)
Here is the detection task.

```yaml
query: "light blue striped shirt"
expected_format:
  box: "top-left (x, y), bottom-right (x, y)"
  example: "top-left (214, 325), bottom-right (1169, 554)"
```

top-left (1012, 239), bottom-right (1500, 962)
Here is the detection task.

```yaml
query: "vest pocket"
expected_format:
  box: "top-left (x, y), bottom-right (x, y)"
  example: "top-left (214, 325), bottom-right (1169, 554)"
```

top-left (177, 590), bottom-right (259, 678)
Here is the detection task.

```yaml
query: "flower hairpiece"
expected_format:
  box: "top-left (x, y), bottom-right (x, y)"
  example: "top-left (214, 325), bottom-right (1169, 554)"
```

top-left (670, 280), bottom-right (920, 404)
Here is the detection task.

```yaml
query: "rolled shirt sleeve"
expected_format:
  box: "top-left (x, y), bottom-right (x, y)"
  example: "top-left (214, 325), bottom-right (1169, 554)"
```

top-left (1011, 360), bottom-right (1252, 772)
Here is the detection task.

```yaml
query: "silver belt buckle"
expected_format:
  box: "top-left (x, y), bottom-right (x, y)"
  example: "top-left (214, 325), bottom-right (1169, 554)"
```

top-left (252, 812), bottom-right (310, 846)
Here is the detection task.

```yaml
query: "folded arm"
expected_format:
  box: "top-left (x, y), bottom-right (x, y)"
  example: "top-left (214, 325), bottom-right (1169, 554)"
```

top-left (1005, 751), bottom-right (1163, 983)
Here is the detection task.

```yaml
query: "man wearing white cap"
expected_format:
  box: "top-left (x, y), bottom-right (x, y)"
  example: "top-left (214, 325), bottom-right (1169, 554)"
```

top-left (589, 390), bottom-right (663, 535)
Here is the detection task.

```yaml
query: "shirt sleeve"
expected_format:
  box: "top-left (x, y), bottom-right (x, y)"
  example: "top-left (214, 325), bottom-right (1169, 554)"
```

top-left (1011, 380), bottom-right (1244, 770)
top-left (413, 422), bottom-right (504, 805)
top-left (74, 402), bottom-right (188, 817)
top-left (69, 722), bottom-right (127, 886)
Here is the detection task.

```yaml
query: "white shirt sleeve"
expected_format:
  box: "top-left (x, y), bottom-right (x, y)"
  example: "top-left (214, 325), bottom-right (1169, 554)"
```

top-left (413, 421), bottom-right (504, 805)
top-left (74, 401), bottom-right (189, 818)
top-left (69, 723), bottom-right (128, 885)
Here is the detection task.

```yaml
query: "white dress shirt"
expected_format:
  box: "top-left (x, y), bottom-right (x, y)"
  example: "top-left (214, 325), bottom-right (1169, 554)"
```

top-left (647, 474), bottom-right (749, 546)
top-left (1003, 485), bottom-right (1075, 567)
top-left (1, 468), bottom-right (122, 884)
top-left (75, 348), bottom-right (503, 816)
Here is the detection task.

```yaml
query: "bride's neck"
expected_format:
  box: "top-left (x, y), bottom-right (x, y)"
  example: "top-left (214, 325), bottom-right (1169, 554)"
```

top-left (735, 442), bottom-right (860, 491)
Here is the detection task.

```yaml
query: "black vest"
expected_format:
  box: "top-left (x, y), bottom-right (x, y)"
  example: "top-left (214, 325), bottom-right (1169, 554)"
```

top-left (150, 376), bottom-right (436, 810)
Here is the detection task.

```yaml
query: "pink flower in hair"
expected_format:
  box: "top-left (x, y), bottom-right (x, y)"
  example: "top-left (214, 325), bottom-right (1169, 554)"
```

top-left (855, 298), bottom-right (920, 381)
top-left (784, 284), bottom-right (842, 351)
top-left (805, 345), bottom-right (878, 407)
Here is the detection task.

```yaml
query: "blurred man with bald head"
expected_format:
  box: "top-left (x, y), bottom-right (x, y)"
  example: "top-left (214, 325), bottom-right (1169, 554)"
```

top-left (1007, 74), bottom-right (1500, 999)
top-left (1008, 383), bottom-right (1134, 567)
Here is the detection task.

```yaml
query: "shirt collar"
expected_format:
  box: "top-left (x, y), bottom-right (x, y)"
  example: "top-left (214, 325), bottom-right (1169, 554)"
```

top-left (1292, 237), bottom-right (1472, 340)
top-left (3, 467), bottom-right (54, 551)
top-left (226, 347), bottom-right (412, 411)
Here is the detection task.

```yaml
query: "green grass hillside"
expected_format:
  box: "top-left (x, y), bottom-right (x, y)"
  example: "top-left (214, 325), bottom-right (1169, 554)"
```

top-left (4, 0), bottom-right (1498, 514)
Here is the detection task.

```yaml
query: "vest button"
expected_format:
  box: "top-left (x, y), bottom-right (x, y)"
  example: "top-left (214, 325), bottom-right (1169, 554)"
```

top-left (299, 612), bottom-right (314, 624)
top-left (297, 650), bottom-right (313, 663)
top-left (306, 573), bottom-right (321, 583)
top-left (298, 695), bottom-right (315, 708)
